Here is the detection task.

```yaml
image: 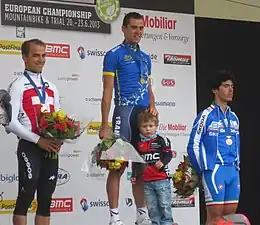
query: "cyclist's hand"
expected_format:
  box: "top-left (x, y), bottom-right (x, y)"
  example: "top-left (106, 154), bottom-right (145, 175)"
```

top-left (37, 138), bottom-right (60, 152)
top-left (99, 125), bottom-right (110, 140)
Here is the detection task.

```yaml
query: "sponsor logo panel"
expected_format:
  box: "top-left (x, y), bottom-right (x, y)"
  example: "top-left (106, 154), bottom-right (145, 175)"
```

top-left (161, 79), bottom-right (175, 87)
top-left (164, 54), bottom-right (191, 65)
top-left (80, 198), bottom-right (109, 211)
top-left (50, 198), bottom-right (73, 212)
top-left (158, 123), bottom-right (189, 137)
top-left (87, 122), bottom-right (112, 135)
top-left (172, 197), bottom-right (195, 208)
top-left (0, 40), bottom-right (70, 58)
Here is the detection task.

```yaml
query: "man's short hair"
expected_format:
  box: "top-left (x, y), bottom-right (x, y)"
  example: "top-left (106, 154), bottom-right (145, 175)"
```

top-left (21, 39), bottom-right (45, 57)
top-left (138, 111), bottom-right (159, 126)
top-left (210, 69), bottom-right (235, 90)
top-left (122, 12), bottom-right (143, 27)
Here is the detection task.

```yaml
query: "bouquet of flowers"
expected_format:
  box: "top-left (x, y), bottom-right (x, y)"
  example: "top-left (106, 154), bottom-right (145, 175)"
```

top-left (172, 155), bottom-right (200, 198)
top-left (86, 132), bottom-right (145, 171)
top-left (38, 109), bottom-right (87, 159)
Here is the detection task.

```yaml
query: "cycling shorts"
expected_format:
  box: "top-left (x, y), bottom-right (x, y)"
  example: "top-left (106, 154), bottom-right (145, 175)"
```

top-left (112, 106), bottom-right (147, 144)
top-left (202, 164), bottom-right (240, 206)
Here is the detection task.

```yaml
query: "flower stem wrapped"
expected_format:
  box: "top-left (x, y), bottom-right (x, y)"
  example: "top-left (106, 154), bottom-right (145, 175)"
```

top-left (91, 133), bottom-right (127, 170)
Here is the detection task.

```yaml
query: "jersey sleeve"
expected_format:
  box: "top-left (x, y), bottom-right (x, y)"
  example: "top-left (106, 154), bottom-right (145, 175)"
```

top-left (187, 110), bottom-right (208, 174)
top-left (158, 136), bottom-right (172, 166)
top-left (5, 80), bottom-right (40, 144)
top-left (103, 51), bottom-right (117, 77)
top-left (147, 55), bottom-right (152, 78)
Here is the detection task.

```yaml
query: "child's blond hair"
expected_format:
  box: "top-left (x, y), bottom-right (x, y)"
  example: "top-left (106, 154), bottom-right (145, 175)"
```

top-left (138, 111), bottom-right (159, 127)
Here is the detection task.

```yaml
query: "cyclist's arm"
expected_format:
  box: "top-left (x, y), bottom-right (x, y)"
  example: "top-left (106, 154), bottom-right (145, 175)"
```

top-left (187, 111), bottom-right (208, 174)
top-left (5, 81), bottom-right (40, 144)
top-left (147, 56), bottom-right (155, 107)
top-left (101, 51), bottom-right (116, 128)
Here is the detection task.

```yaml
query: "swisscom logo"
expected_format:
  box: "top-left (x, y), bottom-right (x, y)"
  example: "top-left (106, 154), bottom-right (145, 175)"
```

top-left (77, 46), bottom-right (106, 59)
top-left (80, 198), bottom-right (109, 211)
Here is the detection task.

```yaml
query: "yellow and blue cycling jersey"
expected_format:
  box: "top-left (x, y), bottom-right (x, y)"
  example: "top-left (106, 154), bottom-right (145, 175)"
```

top-left (103, 41), bottom-right (151, 107)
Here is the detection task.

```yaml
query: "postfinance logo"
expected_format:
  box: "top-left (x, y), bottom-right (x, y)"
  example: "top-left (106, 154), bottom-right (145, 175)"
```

top-left (87, 122), bottom-right (112, 135)
top-left (0, 200), bottom-right (37, 214)
top-left (0, 40), bottom-right (22, 55)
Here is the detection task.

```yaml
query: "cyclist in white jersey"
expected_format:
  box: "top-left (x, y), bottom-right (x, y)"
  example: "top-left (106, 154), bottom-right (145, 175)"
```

top-left (5, 39), bottom-right (62, 225)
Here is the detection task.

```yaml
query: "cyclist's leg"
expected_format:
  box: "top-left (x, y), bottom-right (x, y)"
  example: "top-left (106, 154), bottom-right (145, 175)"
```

top-left (107, 106), bottom-right (134, 224)
top-left (202, 165), bottom-right (226, 225)
top-left (13, 140), bottom-right (41, 225)
top-left (35, 154), bottom-right (58, 225)
top-left (223, 166), bottom-right (240, 216)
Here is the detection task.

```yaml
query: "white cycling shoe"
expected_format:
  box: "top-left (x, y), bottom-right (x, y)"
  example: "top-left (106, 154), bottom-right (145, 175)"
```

top-left (109, 220), bottom-right (125, 225)
top-left (135, 218), bottom-right (152, 225)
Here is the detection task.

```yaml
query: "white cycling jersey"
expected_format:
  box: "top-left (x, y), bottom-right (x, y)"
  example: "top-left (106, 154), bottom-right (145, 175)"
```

top-left (5, 70), bottom-right (60, 144)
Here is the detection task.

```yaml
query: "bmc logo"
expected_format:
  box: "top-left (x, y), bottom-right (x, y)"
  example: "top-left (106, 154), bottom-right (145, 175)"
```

top-left (45, 43), bottom-right (70, 58)
top-left (143, 152), bottom-right (160, 161)
top-left (50, 198), bottom-right (73, 212)
top-left (161, 79), bottom-right (175, 87)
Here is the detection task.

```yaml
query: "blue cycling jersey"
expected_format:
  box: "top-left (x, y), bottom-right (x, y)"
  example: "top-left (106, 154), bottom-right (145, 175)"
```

top-left (187, 103), bottom-right (240, 173)
top-left (103, 42), bottom-right (151, 106)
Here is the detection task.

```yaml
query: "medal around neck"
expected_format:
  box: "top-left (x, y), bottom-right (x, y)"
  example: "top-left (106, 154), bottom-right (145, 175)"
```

top-left (226, 136), bottom-right (233, 145)
top-left (140, 77), bottom-right (145, 84)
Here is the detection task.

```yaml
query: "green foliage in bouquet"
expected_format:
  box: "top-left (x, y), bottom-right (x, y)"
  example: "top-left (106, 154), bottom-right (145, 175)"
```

top-left (172, 155), bottom-right (200, 198)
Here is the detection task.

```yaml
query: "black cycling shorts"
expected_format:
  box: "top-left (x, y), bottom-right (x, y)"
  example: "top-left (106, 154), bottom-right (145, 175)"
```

top-left (14, 139), bottom-right (58, 216)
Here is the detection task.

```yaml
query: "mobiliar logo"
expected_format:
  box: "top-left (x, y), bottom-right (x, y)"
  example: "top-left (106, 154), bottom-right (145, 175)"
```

top-left (159, 123), bottom-right (187, 132)
top-left (45, 43), bottom-right (70, 58)
top-left (158, 123), bottom-right (189, 137)
top-left (50, 198), bottom-right (73, 212)
top-left (142, 15), bottom-right (177, 30)
top-left (164, 54), bottom-right (191, 65)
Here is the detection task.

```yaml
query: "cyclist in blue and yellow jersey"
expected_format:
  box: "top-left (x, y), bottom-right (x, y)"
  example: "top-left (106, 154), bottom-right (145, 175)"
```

top-left (187, 70), bottom-right (240, 225)
top-left (99, 12), bottom-right (158, 225)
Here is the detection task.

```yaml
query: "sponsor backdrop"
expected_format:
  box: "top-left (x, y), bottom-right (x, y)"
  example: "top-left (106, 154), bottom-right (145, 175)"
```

top-left (0, 0), bottom-right (198, 224)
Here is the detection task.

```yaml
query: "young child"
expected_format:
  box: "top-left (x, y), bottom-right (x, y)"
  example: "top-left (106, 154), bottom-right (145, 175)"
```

top-left (131, 111), bottom-right (175, 225)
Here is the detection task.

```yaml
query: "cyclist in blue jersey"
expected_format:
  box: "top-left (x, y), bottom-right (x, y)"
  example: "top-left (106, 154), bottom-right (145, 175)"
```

top-left (187, 70), bottom-right (240, 225)
top-left (99, 12), bottom-right (158, 225)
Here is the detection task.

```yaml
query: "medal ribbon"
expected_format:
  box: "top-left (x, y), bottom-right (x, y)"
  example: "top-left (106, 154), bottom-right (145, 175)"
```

top-left (222, 113), bottom-right (232, 137)
top-left (122, 42), bottom-right (146, 83)
top-left (24, 70), bottom-right (46, 104)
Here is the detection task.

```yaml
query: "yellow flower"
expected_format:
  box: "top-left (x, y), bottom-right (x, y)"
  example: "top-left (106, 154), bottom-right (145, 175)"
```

top-left (115, 157), bottom-right (125, 164)
top-left (52, 111), bottom-right (58, 118)
top-left (108, 161), bottom-right (122, 170)
top-left (113, 162), bottom-right (121, 169)
top-left (56, 110), bottom-right (67, 120)
top-left (173, 171), bottom-right (183, 182)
